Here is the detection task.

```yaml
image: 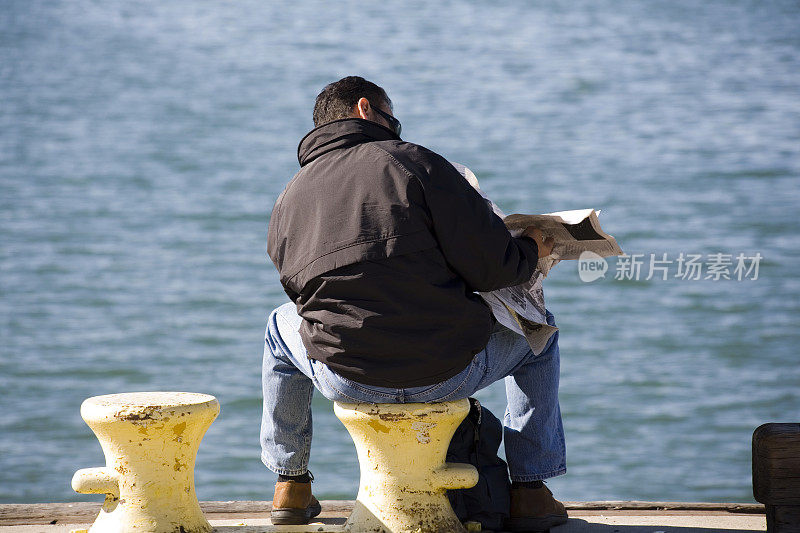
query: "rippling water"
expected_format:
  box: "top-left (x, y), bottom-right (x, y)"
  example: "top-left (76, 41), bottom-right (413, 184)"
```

top-left (2, 0), bottom-right (799, 504)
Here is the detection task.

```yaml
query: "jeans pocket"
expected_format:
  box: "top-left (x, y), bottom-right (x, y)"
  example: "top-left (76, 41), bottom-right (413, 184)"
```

top-left (425, 360), bottom-right (480, 403)
top-left (316, 367), bottom-right (399, 403)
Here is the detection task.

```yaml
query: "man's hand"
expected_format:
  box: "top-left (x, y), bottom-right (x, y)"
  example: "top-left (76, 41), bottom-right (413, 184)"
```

top-left (524, 227), bottom-right (555, 258)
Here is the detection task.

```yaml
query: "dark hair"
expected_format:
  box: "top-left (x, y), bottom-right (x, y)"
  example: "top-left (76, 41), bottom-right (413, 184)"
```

top-left (312, 76), bottom-right (392, 127)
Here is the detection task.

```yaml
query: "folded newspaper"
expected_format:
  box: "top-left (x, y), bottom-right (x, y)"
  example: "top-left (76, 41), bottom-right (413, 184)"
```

top-left (451, 163), bottom-right (624, 354)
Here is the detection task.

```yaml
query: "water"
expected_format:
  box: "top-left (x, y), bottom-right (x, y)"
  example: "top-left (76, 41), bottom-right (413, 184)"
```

top-left (1, 0), bottom-right (799, 504)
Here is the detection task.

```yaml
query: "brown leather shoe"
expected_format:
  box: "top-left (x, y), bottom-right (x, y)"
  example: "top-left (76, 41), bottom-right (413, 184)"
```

top-left (505, 484), bottom-right (569, 531)
top-left (271, 480), bottom-right (322, 525)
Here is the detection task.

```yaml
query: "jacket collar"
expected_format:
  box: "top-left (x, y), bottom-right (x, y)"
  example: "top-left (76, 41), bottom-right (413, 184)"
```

top-left (297, 118), bottom-right (400, 166)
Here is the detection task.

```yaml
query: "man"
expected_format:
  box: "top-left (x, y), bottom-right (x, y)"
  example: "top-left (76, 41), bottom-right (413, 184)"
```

top-left (262, 76), bottom-right (567, 531)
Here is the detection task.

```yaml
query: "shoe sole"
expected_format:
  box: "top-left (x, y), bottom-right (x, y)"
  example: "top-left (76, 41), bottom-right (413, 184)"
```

top-left (505, 513), bottom-right (569, 531)
top-left (270, 501), bottom-right (322, 525)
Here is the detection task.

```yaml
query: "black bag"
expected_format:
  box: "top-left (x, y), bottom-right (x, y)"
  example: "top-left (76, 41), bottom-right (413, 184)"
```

top-left (446, 397), bottom-right (511, 531)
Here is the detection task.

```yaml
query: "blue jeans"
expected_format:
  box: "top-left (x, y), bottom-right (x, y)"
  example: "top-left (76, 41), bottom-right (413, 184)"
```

top-left (260, 302), bottom-right (566, 482)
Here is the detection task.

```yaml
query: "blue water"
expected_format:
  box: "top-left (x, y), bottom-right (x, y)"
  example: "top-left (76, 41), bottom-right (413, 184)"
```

top-left (1, 0), bottom-right (799, 504)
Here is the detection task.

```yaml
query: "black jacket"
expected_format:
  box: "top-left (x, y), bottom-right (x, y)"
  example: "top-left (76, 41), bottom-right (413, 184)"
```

top-left (267, 119), bottom-right (539, 387)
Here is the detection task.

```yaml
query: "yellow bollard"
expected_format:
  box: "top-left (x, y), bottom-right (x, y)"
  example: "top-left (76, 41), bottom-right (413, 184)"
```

top-left (72, 392), bottom-right (219, 533)
top-left (334, 399), bottom-right (479, 533)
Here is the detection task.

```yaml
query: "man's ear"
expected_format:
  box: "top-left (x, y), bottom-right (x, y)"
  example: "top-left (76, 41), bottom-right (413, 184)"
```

top-left (355, 97), bottom-right (371, 120)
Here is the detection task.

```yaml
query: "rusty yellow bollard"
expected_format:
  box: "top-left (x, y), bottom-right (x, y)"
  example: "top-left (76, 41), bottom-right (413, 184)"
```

top-left (334, 399), bottom-right (479, 533)
top-left (72, 392), bottom-right (219, 533)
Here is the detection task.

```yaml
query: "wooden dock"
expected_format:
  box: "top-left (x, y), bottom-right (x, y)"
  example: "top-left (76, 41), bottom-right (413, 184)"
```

top-left (0, 500), bottom-right (767, 532)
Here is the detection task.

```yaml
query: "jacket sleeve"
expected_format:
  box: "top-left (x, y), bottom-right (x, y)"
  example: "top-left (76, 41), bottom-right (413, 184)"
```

top-left (408, 147), bottom-right (539, 292)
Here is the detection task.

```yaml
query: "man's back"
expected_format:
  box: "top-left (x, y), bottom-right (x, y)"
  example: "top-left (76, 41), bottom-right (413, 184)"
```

top-left (262, 77), bottom-right (567, 531)
top-left (268, 118), bottom-right (539, 387)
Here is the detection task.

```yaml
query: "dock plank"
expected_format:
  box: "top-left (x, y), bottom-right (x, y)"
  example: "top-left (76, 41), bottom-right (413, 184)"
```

top-left (0, 501), bottom-right (764, 526)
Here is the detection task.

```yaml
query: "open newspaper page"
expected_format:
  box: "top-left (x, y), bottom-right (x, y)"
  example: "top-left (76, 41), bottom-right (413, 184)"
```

top-left (503, 209), bottom-right (623, 276)
top-left (450, 162), bottom-right (623, 354)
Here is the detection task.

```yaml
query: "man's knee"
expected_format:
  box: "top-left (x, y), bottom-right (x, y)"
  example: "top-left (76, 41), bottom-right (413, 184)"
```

top-left (273, 302), bottom-right (301, 333)
top-left (267, 302), bottom-right (297, 336)
top-left (264, 302), bottom-right (313, 379)
top-left (265, 305), bottom-right (293, 359)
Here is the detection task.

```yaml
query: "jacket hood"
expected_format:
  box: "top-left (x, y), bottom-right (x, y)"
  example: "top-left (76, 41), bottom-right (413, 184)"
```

top-left (297, 118), bottom-right (400, 166)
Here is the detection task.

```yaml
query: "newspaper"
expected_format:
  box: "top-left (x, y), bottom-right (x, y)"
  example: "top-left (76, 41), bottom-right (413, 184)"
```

top-left (503, 209), bottom-right (623, 277)
top-left (451, 163), bottom-right (623, 354)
